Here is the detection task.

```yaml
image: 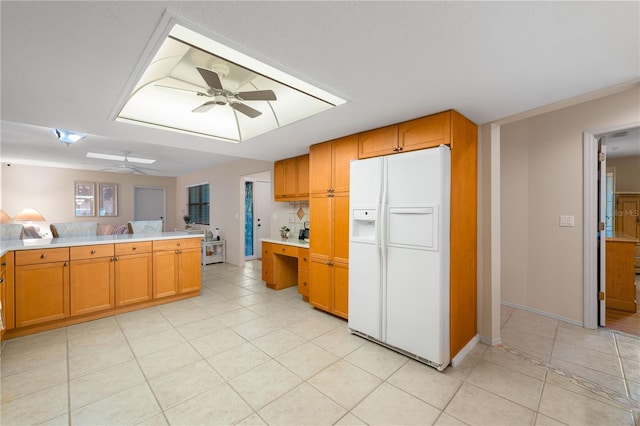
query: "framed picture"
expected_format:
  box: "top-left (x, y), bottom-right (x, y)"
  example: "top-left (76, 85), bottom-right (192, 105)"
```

top-left (99, 183), bottom-right (118, 217)
top-left (74, 181), bottom-right (95, 217)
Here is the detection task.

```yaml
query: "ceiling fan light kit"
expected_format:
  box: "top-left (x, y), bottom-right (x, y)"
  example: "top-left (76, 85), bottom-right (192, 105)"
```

top-left (114, 20), bottom-right (346, 142)
top-left (51, 128), bottom-right (87, 146)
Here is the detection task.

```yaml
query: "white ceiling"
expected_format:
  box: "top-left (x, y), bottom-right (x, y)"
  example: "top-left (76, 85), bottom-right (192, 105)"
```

top-left (1, 1), bottom-right (639, 177)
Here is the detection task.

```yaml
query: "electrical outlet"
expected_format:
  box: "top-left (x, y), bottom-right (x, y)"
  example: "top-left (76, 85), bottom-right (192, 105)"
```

top-left (559, 215), bottom-right (575, 227)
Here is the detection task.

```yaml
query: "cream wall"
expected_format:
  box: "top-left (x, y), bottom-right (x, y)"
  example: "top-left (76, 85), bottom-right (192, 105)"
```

top-left (1, 163), bottom-right (177, 235)
top-left (607, 155), bottom-right (640, 193)
top-left (176, 158), bottom-right (290, 266)
top-left (498, 85), bottom-right (640, 323)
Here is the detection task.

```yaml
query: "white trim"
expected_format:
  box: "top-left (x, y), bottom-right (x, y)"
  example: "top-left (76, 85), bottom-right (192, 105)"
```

top-left (451, 334), bottom-right (480, 367)
top-left (479, 335), bottom-right (502, 346)
top-left (583, 132), bottom-right (599, 329)
top-left (490, 124), bottom-right (502, 341)
top-left (502, 301), bottom-right (583, 327)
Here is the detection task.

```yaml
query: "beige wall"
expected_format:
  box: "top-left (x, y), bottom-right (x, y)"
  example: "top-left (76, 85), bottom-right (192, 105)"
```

top-left (1, 163), bottom-right (177, 235)
top-left (607, 155), bottom-right (640, 193)
top-left (498, 85), bottom-right (640, 323)
top-left (176, 158), bottom-right (290, 266)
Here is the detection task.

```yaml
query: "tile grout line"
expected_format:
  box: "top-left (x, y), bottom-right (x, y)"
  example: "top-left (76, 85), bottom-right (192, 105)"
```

top-left (612, 332), bottom-right (633, 401)
top-left (65, 326), bottom-right (71, 426)
top-left (499, 344), bottom-right (640, 414)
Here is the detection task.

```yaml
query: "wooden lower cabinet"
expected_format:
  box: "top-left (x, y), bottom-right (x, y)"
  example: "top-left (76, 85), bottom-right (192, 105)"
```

top-left (298, 248), bottom-right (309, 299)
top-left (69, 244), bottom-right (115, 316)
top-left (15, 258), bottom-right (70, 328)
top-left (309, 259), bottom-right (348, 319)
top-left (70, 256), bottom-right (115, 316)
top-left (115, 249), bottom-right (153, 306)
top-left (0, 253), bottom-right (13, 339)
top-left (153, 239), bottom-right (202, 298)
top-left (606, 237), bottom-right (638, 312)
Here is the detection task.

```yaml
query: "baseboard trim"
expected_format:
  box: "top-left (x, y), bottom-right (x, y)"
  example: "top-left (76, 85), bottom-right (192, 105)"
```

top-left (451, 334), bottom-right (480, 367)
top-left (501, 301), bottom-right (583, 327)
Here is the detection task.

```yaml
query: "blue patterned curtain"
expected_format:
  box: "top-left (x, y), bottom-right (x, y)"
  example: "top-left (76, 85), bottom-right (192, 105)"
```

top-left (244, 181), bottom-right (254, 256)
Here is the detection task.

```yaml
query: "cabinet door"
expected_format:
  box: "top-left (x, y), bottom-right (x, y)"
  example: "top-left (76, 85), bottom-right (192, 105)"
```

top-left (615, 194), bottom-right (640, 239)
top-left (309, 259), bottom-right (331, 312)
top-left (332, 193), bottom-right (350, 264)
top-left (70, 257), bottom-right (115, 316)
top-left (358, 125), bottom-right (399, 159)
top-left (297, 269), bottom-right (309, 297)
top-left (296, 154), bottom-right (310, 197)
top-left (309, 141), bottom-right (332, 194)
top-left (153, 251), bottom-right (178, 298)
top-left (332, 135), bottom-right (359, 193)
top-left (333, 262), bottom-right (349, 319)
top-left (262, 260), bottom-right (274, 284)
top-left (274, 160), bottom-right (286, 200)
top-left (283, 157), bottom-right (298, 197)
top-left (15, 262), bottom-right (69, 327)
top-left (115, 252), bottom-right (153, 306)
top-left (179, 248), bottom-right (202, 293)
top-left (3, 253), bottom-right (15, 331)
top-left (310, 195), bottom-right (332, 262)
top-left (399, 111), bottom-right (451, 152)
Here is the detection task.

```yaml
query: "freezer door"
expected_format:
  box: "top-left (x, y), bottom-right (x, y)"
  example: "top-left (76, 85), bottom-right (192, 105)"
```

top-left (348, 242), bottom-right (382, 339)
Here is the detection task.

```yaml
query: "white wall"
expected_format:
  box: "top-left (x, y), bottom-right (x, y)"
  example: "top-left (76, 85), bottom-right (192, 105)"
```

top-left (176, 158), bottom-right (292, 266)
top-left (498, 85), bottom-right (640, 323)
top-left (1, 163), bottom-right (177, 235)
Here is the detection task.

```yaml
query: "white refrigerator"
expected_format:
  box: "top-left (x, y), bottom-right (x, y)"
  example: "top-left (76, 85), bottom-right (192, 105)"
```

top-left (348, 145), bottom-right (451, 371)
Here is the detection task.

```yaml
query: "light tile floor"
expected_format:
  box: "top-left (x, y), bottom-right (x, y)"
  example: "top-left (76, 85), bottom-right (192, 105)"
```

top-left (1, 261), bottom-right (639, 425)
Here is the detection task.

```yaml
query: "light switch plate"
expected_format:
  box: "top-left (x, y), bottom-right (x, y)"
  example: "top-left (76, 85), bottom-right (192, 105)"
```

top-left (559, 215), bottom-right (575, 227)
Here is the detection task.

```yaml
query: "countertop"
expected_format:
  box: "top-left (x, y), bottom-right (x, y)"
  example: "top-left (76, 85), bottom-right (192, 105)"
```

top-left (261, 238), bottom-right (310, 249)
top-left (605, 232), bottom-right (639, 243)
top-left (0, 231), bottom-right (203, 257)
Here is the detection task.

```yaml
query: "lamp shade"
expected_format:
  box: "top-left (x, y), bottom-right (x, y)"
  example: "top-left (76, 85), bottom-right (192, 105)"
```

top-left (0, 209), bottom-right (12, 224)
top-left (13, 208), bottom-right (46, 221)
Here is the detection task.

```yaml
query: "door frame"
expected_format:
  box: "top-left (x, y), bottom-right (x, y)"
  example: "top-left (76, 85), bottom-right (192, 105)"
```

top-left (133, 185), bottom-right (167, 229)
top-left (583, 122), bottom-right (639, 329)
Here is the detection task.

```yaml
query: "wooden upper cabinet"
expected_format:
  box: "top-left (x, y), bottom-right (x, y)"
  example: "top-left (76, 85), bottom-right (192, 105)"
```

top-left (399, 111), bottom-right (451, 152)
top-left (274, 154), bottom-right (309, 201)
top-left (309, 142), bottom-right (332, 194)
top-left (310, 135), bottom-right (358, 194)
top-left (358, 124), bottom-right (399, 159)
top-left (332, 135), bottom-right (359, 193)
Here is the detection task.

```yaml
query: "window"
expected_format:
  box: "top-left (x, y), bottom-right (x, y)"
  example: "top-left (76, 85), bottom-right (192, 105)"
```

top-left (187, 183), bottom-right (210, 225)
top-left (605, 170), bottom-right (614, 234)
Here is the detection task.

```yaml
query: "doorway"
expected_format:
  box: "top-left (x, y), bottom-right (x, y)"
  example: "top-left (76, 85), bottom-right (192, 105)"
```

top-left (133, 186), bottom-right (166, 230)
top-left (243, 173), bottom-right (271, 260)
top-left (585, 127), bottom-right (640, 334)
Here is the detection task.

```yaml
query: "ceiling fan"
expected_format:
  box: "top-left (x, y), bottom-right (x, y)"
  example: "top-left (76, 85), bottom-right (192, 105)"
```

top-left (156, 67), bottom-right (277, 118)
top-left (97, 151), bottom-right (158, 175)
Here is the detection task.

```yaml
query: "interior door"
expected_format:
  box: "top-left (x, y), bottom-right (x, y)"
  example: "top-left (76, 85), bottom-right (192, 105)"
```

top-left (253, 181), bottom-right (271, 259)
top-left (134, 186), bottom-right (166, 229)
top-left (598, 139), bottom-right (606, 327)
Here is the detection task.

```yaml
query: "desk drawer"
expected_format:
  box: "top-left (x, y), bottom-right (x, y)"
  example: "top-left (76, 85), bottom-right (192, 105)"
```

top-left (115, 241), bottom-right (152, 255)
top-left (298, 248), bottom-right (309, 270)
top-left (70, 244), bottom-right (114, 260)
top-left (16, 248), bottom-right (69, 265)
top-left (274, 244), bottom-right (298, 258)
top-left (262, 242), bottom-right (273, 259)
top-left (153, 238), bottom-right (201, 251)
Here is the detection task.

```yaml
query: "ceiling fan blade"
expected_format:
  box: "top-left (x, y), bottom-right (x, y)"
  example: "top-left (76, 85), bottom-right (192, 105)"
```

top-left (196, 67), bottom-right (223, 91)
top-left (192, 101), bottom-right (217, 113)
top-left (230, 102), bottom-right (262, 118)
top-left (235, 90), bottom-right (277, 101)
top-left (154, 84), bottom-right (207, 97)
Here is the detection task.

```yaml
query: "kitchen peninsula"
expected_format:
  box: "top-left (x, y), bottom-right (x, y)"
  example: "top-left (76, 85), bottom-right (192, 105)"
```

top-left (261, 238), bottom-right (310, 301)
top-left (0, 231), bottom-right (203, 341)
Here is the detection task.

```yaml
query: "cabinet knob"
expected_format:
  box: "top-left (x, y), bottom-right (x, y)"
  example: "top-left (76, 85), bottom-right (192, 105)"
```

top-left (63, 262), bottom-right (68, 266)
top-left (0, 278), bottom-right (3, 283)
top-left (177, 242), bottom-right (181, 247)
top-left (303, 257), bottom-right (307, 261)
top-left (40, 253), bottom-right (46, 259)
top-left (1, 261), bottom-right (6, 266)
top-left (132, 246), bottom-right (137, 250)
top-left (175, 250), bottom-right (180, 254)
top-left (90, 249), bottom-right (96, 254)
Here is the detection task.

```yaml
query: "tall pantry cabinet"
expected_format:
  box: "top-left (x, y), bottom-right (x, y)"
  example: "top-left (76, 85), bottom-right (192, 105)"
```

top-left (308, 135), bottom-right (358, 319)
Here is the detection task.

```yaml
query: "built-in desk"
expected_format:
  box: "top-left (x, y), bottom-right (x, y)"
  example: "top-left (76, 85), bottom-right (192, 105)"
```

top-left (261, 238), bottom-right (310, 300)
